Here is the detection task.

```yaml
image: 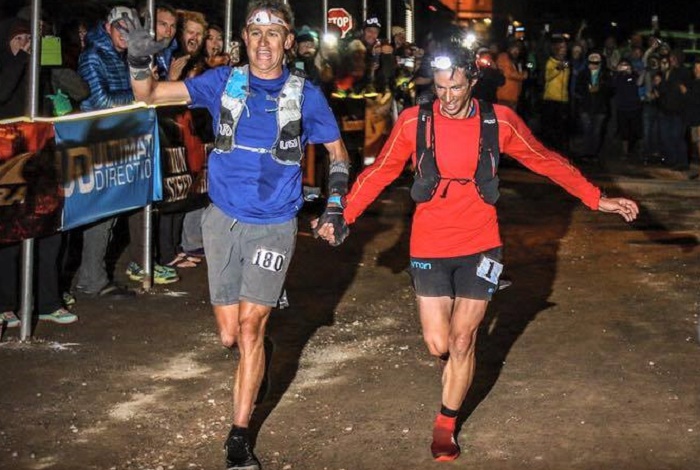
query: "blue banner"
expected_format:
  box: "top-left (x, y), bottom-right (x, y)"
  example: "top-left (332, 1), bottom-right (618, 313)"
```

top-left (54, 108), bottom-right (162, 230)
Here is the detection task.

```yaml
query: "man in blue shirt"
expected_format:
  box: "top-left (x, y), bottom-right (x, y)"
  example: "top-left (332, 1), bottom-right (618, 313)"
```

top-left (123, 2), bottom-right (350, 468)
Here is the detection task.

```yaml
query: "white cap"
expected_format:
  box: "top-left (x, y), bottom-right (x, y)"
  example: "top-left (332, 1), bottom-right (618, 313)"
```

top-left (107, 6), bottom-right (135, 25)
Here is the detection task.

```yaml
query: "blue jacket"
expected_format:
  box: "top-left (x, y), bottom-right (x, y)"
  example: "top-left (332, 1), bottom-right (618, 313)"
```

top-left (78, 24), bottom-right (133, 111)
top-left (154, 38), bottom-right (178, 81)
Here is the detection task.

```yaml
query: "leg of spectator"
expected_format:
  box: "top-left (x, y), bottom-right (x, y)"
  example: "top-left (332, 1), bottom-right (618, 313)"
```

top-left (181, 207), bottom-right (205, 255)
top-left (128, 209), bottom-right (145, 266)
top-left (672, 115), bottom-right (689, 170)
top-left (159, 211), bottom-right (184, 265)
top-left (592, 113), bottom-right (607, 158)
top-left (659, 112), bottom-right (677, 167)
top-left (0, 244), bottom-right (20, 313)
top-left (579, 112), bottom-right (592, 156)
top-left (76, 217), bottom-right (115, 294)
top-left (35, 233), bottom-right (63, 315)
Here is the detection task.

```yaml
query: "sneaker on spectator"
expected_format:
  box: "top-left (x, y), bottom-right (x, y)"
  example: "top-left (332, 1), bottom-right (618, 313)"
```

top-left (38, 308), bottom-right (78, 324)
top-left (63, 291), bottom-right (76, 307)
top-left (1, 311), bottom-right (20, 328)
top-left (126, 262), bottom-right (179, 284)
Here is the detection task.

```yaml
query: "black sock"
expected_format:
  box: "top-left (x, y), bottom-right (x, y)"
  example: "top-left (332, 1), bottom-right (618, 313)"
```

top-left (440, 405), bottom-right (459, 418)
top-left (229, 425), bottom-right (248, 437)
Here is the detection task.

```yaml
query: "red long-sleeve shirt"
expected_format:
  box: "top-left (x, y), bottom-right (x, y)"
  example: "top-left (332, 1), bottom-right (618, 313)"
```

top-left (344, 100), bottom-right (601, 258)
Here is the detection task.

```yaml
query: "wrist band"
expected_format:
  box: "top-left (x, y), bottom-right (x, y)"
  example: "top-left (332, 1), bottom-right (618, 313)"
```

top-left (328, 195), bottom-right (344, 208)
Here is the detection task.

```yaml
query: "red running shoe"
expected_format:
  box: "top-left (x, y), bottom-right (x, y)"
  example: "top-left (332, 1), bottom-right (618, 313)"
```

top-left (430, 414), bottom-right (460, 461)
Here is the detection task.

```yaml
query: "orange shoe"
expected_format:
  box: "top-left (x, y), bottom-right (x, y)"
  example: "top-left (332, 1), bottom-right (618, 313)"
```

top-left (430, 414), bottom-right (460, 461)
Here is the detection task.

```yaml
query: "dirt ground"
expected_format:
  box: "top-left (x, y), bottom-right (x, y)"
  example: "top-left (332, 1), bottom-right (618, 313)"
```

top-left (1, 161), bottom-right (699, 470)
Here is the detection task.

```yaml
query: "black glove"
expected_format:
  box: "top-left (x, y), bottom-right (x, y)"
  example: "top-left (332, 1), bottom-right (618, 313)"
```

top-left (115, 10), bottom-right (170, 69)
top-left (314, 204), bottom-right (349, 247)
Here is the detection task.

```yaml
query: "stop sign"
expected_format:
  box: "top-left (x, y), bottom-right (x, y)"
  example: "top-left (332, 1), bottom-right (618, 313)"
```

top-left (327, 8), bottom-right (353, 38)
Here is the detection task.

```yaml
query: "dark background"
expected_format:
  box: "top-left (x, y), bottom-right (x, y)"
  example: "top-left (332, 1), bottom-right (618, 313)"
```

top-left (1, 0), bottom-right (698, 46)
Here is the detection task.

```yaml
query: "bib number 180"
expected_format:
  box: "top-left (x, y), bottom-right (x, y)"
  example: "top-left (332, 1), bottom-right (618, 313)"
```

top-left (252, 248), bottom-right (286, 272)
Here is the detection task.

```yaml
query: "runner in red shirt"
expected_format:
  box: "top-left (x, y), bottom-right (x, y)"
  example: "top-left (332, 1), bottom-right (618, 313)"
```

top-left (315, 46), bottom-right (639, 462)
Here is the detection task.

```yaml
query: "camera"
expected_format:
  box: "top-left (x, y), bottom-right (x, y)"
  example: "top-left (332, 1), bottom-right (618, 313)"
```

top-left (398, 57), bottom-right (415, 69)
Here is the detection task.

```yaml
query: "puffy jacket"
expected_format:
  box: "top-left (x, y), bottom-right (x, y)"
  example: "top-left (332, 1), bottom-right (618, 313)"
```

top-left (78, 23), bottom-right (133, 111)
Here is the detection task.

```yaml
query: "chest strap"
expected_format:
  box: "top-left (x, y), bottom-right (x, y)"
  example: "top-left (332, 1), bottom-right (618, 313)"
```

top-left (411, 98), bottom-right (500, 204)
top-left (214, 66), bottom-right (306, 165)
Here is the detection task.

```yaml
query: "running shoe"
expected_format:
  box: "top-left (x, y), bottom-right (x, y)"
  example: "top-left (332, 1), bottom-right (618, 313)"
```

top-left (126, 262), bottom-right (179, 284)
top-left (38, 308), bottom-right (78, 324)
top-left (1, 311), bottom-right (20, 328)
top-left (224, 429), bottom-right (260, 470)
top-left (62, 291), bottom-right (76, 307)
top-left (431, 414), bottom-right (460, 461)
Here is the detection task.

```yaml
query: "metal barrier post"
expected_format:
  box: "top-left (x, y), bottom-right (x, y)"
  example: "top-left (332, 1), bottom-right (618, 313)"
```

top-left (386, 0), bottom-right (392, 41)
top-left (323, 0), bottom-right (328, 34)
top-left (224, 0), bottom-right (233, 52)
top-left (142, 205), bottom-right (153, 290)
top-left (19, 0), bottom-right (43, 341)
top-left (141, 0), bottom-right (156, 291)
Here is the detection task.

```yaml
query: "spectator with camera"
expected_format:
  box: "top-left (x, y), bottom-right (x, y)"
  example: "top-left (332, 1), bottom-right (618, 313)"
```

top-left (574, 51), bottom-right (611, 162)
top-left (541, 38), bottom-right (571, 152)
top-left (496, 39), bottom-right (528, 111)
top-left (611, 58), bottom-right (643, 160)
top-left (658, 50), bottom-right (692, 171)
top-left (358, 16), bottom-right (395, 94)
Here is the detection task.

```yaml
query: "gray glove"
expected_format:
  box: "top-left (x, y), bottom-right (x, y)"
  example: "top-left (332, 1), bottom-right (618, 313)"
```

top-left (115, 10), bottom-right (170, 69)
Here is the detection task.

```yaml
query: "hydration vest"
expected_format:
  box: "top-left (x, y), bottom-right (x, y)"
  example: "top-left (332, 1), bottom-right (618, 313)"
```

top-left (214, 65), bottom-right (306, 165)
top-left (412, 98), bottom-right (500, 204)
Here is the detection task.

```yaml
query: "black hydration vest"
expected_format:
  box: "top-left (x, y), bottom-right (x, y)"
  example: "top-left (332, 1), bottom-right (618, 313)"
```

top-left (411, 98), bottom-right (500, 204)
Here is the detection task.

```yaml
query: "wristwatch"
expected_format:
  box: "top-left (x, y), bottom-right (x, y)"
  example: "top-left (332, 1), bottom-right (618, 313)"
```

top-left (328, 194), bottom-right (346, 208)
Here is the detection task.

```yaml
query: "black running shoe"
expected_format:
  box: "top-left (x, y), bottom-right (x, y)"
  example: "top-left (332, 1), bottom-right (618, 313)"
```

top-left (225, 430), bottom-right (261, 470)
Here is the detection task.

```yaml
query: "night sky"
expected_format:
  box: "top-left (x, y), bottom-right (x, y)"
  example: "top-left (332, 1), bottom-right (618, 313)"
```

top-left (1, 0), bottom-right (698, 42)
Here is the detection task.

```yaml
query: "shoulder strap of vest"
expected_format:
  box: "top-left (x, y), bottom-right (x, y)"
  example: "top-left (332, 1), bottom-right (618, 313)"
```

top-left (289, 67), bottom-right (307, 79)
top-left (478, 99), bottom-right (499, 167)
top-left (475, 99), bottom-right (501, 204)
top-left (416, 99), bottom-right (435, 158)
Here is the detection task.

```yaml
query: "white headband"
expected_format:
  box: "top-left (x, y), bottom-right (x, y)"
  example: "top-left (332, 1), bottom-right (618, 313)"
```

top-left (247, 10), bottom-right (289, 31)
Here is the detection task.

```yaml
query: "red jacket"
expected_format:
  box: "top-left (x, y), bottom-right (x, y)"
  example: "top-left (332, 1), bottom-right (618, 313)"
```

top-left (344, 101), bottom-right (601, 258)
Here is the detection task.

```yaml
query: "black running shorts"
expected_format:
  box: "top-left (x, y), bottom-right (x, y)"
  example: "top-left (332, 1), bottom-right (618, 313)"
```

top-left (408, 247), bottom-right (503, 300)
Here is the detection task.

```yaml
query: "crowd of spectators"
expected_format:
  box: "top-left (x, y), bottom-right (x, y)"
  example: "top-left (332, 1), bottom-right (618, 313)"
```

top-left (1, 3), bottom-right (700, 330)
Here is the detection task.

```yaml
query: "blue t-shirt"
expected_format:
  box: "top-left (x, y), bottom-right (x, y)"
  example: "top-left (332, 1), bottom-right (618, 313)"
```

top-left (184, 66), bottom-right (340, 223)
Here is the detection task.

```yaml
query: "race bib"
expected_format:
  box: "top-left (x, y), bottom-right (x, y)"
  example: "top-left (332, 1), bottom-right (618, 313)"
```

top-left (476, 255), bottom-right (503, 285)
top-left (252, 248), bottom-right (286, 272)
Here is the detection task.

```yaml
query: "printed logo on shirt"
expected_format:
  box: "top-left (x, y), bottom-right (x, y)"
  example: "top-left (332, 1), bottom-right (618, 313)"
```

top-left (218, 123), bottom-right (233, 136)
top-left (279, 138), bottom-right (299, 150)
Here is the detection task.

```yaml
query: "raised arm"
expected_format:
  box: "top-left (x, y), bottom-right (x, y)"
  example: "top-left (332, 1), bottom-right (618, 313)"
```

top-left (120, 10), bottom-right (191, 105)
top-left (131, 73), bottom-right (190, 105)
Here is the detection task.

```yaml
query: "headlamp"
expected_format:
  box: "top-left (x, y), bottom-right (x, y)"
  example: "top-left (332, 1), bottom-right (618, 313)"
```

top-left (430, 48), bottom-right (480, 79)
top-left (247, 9), bottom-right (290, 31)
top-left (322, 32), bottom-right (338, 48)
top-left (431, 56), bottom-right (453, 70)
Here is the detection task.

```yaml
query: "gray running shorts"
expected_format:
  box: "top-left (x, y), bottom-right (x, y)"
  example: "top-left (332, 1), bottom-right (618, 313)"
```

top-left (201, 204), bottom-right (297, 307)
